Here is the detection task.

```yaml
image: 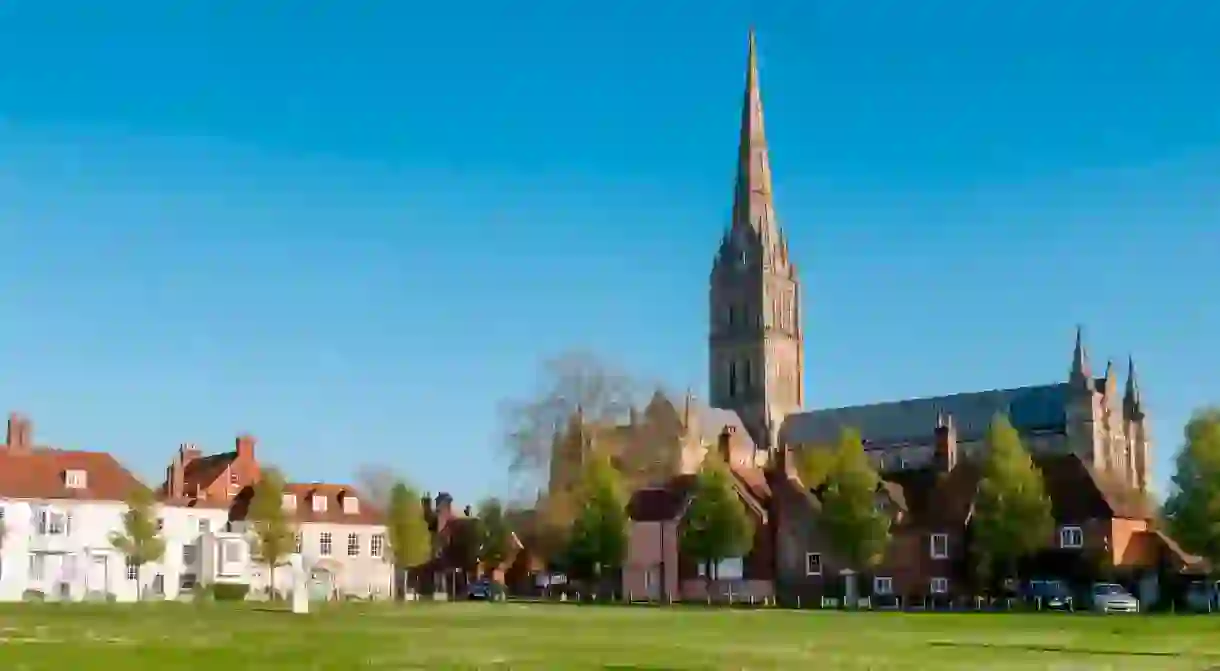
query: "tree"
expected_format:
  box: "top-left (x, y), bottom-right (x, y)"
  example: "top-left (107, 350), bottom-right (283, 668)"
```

top-left (796, 446), bottom-right (838, 489)
top-left (819, 429), bottom-right (891, 571)
top-left (971, 414), bottom-right (1054, 588)
top-left (109, 485), bottom-right (166, 600)
top-left (478, 498), bottom-right (516, 577)
top-left (566, 452), bottom-right (629, 588)
top-left (498, 351), bottom-right (642, 487)
top-left (248, 468), bottom-right (296, 599)
top-left (1165, 407), bottom-right (1220, 566)
top-left (354, 464), bottom-right (400, 511)
top-left (386, 481), bottom-right (432, 600)
top-left (680, 449), bottom-right (755, 582)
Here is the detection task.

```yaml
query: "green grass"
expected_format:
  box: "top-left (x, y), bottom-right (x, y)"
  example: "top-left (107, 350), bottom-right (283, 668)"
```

top-left (0, 602), bottom-right (1217, 670)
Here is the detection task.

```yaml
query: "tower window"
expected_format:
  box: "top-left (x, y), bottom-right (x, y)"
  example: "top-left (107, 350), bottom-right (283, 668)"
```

top-left (728, 362), bottom-right (738, 398)
top-left (727, 306), bottom-right (736, 326)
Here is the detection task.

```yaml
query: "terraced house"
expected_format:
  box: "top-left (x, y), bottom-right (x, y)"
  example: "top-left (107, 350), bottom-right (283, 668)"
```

top-left (0, 412), bottom-right (392, 602)
top-left (620, 31), bottom-right (1197, 606)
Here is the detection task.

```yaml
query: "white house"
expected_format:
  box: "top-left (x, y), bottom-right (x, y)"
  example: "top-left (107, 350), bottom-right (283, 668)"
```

top-left (241, 482), bottom-right (392, 600)
top-left (0, 414), bottom-right (254, 602)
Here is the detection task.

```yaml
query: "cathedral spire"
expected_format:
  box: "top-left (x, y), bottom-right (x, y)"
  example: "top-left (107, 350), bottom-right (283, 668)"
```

top-left (1070, 325), bottom-right (1091, 385)
top-left (1125, 355), bottom-right (1144, 418)
top-left (731, 29), bottom-right (781, 252)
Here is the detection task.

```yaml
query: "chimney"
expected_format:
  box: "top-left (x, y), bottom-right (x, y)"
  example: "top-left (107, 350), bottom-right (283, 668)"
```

top-left (6, 413), bottom-right (32, 453)
top-left (934, 411), bottom-right (958, 472)
top-left (435, 492), bottom-right (454, 522)
top-left (718, 429), bottom-right (733, 464)
top-left (235, 434), bottom-right (256, 460)
top-left (463, 504), bottom-right (472, 517)
top-left (168, 444), bottom-right (189, 498)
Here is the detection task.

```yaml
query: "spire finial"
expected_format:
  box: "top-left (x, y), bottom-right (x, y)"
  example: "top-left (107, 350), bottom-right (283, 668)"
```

top-left (731, 29), bottom-right (780, 249)
top-left (1125, 354), bottom-right (1143, 410)
top-left (1071, 324), bottom-right (1091, 382)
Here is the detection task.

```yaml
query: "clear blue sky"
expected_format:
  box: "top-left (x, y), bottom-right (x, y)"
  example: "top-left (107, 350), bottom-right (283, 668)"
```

top-left (0, 2), bottom-right (1216, 503)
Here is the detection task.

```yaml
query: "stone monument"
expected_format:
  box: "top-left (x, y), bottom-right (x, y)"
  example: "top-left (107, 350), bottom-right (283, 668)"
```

top-left (290, 555), bottom-right (309, 614)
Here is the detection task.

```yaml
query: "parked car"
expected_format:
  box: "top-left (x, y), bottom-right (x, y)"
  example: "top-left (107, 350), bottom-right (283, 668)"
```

top-left (1184, 580), bottom-right (1220, 613)
top-left (466, 579), bottom-right (506, 602)
top-left (1086, 583), bottom-right (1139, 613)
top-left (1023, 580), bottom-right (1074, 611)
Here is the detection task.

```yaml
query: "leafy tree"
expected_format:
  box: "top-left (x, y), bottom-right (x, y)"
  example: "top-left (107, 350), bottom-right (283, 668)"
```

top-left (680, 449), bottom-right (755, 582)
top-left (972, 414), bottom-right (1053, 588)
top-left (109, 485), bottom-right (166, 600)
top-left (1165, 407), bottom-right (1220, 566)
top-left (477, 498), bottom-right (516, 577)
top-left (499, 351), bottom-right (644, 487)
top-left (247, 468), bottom-right (296, 599)
top-left (797, 446), bottom-right (838, 489)
top-left (386, 482), bottom-right (433, 600)
top-left (819, 429), bottom-right (891, 570)
top-left (566, 452), bottom-right (629, 586)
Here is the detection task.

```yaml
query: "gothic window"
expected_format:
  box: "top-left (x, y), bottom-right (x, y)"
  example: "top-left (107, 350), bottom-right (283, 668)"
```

top-left (727, 305), bottom-right (736, 326)
top-left (728, 362), bottom-right (738, 399)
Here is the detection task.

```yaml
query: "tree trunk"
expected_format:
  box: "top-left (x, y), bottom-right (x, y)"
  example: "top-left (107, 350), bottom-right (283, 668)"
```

top-left (269, 563), bottom-right (277, 601)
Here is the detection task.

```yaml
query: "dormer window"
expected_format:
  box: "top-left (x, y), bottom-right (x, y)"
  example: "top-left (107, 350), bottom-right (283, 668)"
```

top-left (312, 494), bottom-right (327, 513)
top-left (230, 471), bottom-right (239, 484)
top-left (282, 494), bottom-right (297, 511)
top-left (343, 496), bottom-right (359, 515)
top-left (64, 470), bottom-right (87, 489)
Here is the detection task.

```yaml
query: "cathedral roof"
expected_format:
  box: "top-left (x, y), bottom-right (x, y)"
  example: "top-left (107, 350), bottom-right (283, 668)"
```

top-left (779, 383), bottom-right (1069, 447)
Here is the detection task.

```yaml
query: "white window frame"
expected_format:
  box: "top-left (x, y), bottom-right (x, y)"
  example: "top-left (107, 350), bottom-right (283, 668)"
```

top-left (805, 552), bottom-right (822, 576)
top-left (312, 495), bottom-right (328, 513)
top-left (29, 554), bottom-right (44, 581)
top-left (64, 469), bottom-right (87, 489)
top-left (343, 496), bottom-right (359, 514)
top-left (319, 532), bottom-right (332, 556)
top-left (930, 533), bottom-right (949, 559)
top-left (282, 494), bottom-right (297, 511)
top-left (1060, 525), bottom-right (1084, 549)
top-left (930, 577), bottom-right (948, 594)
top-left (874, 576), bottom-right (893, 595)
top-left (346, 533), bottom-right (360, 557)
top-left (370, 534), bottom-right (384, 559)
top-left (294, 532), bottom-right (302, 554)
top-left (182, 544), bottom-right (197, 565)
top-left (125, 557), bottom-right (138, 581)
top-left (198, 518), bottom-right (210, 534)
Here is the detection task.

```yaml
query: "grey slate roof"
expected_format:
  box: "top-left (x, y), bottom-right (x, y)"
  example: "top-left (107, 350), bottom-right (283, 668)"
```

top-left (693, 406), bottom-right (755, 450)
top-left (779, 383), bottom-right (1069, 447)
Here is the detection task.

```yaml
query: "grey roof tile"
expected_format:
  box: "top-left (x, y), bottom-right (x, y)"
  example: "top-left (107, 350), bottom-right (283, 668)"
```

top-left (779, 383), bottom-right (1069, 447)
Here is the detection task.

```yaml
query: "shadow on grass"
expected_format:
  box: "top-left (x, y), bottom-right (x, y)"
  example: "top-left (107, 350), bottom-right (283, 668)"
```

top-left (928, 640), bottom-right (1218, 660)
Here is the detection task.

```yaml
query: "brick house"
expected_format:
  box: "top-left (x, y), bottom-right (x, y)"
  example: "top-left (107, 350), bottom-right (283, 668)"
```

top-left (772, 413), bottom-right (1198, 606)
top-left (158, 435), bottom-right (393, 600)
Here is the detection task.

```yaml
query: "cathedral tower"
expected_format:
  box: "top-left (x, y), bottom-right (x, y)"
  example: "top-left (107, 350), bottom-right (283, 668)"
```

top-left (709, 31), bottom-right (804, 450)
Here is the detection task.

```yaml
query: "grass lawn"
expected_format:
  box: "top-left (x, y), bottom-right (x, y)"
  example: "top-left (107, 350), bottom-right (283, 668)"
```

top-left (0, 602), bottom-right (1217, 670)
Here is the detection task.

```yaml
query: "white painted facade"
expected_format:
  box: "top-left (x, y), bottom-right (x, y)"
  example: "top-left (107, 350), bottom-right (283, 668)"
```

top-left (0, 498), bottom-right (251, 602)
top-left (242, 521), bottom-right (393, 600)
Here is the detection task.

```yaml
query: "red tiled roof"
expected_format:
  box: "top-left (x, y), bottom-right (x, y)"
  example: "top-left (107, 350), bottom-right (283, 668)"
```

top-left (280, 482), bottom-right (384, 525)
top-left (627, 475), bottom-right (696, 521)
top-left (182, 452), bottom-right (236, 491)
top-left (0, 447), bottom-right (146, 502)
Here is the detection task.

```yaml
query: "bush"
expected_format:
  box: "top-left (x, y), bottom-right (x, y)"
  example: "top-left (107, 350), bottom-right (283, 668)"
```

top-left (209, 583), bottom-right (250, 601)
top-left (21, 589), bottom-right (45, 603)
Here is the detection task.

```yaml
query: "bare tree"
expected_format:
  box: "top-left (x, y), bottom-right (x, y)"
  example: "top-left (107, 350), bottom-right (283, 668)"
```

top-left (498, 350), bottom-right (643, 486)
top-left (355, 464), bottom-right (400, 511)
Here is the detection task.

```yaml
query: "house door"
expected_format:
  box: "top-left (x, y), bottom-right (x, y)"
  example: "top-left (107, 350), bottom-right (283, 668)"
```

top-left (87, 555), bottom-right (107, 594)
top-left (644, 566), bottom-right (661, 600)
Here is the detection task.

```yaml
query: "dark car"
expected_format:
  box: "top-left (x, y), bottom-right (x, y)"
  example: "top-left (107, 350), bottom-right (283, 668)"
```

top-left (1024, 580), bottom-right (1074, 611)
top-left (466, 579), bottom-right (506, 602)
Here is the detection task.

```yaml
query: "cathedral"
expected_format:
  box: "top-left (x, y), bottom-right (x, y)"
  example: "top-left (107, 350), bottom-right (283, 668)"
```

top-left (708, 32), bottom-right (1151, 492)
